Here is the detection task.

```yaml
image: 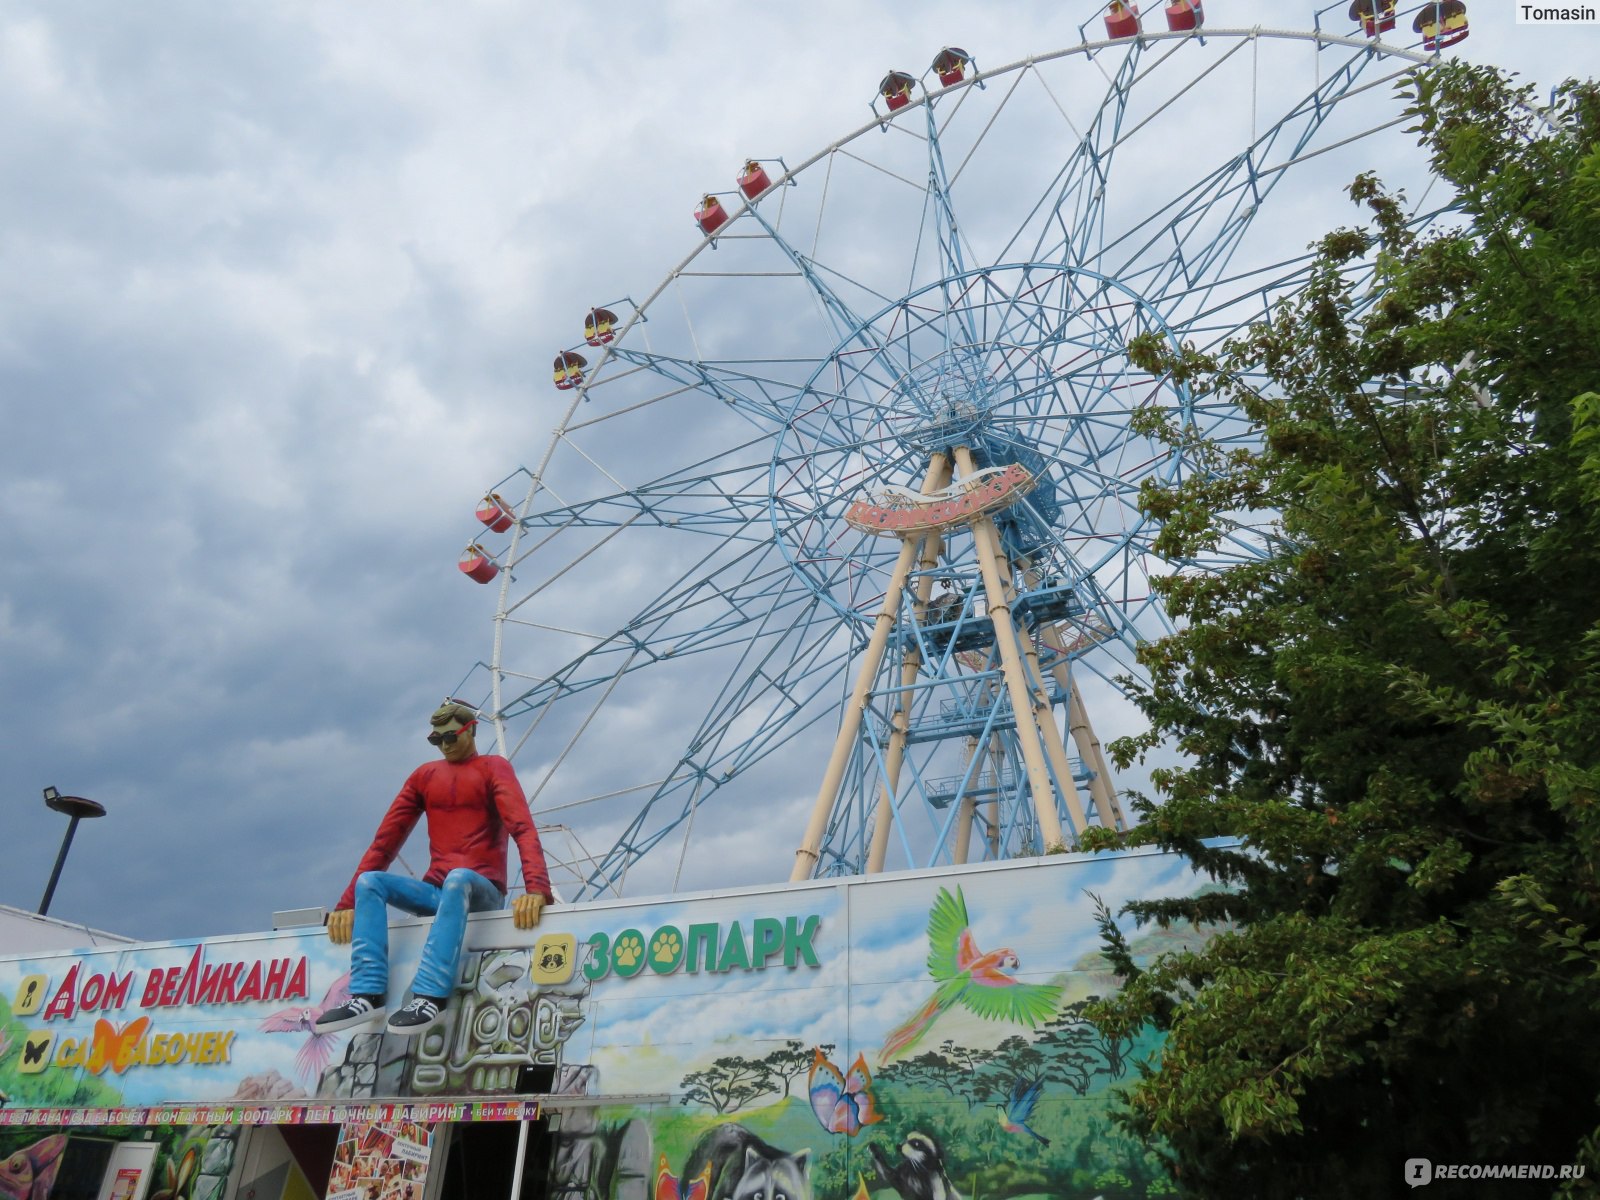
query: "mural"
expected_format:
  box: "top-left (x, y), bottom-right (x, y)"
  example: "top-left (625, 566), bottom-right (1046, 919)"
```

top-left (0, 1125), bottom-right (234, 1200)
top-left (1, 1134), bottom-right (66, 1200)
top-left (0, 850), bottom-right (1219, 1200)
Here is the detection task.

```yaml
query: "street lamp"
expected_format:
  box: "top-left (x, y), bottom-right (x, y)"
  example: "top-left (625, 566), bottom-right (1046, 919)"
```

top-left (38, 786), bottom-right (106, 917)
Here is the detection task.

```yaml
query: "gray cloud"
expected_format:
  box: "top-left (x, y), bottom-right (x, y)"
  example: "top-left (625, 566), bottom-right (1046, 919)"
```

top-left (2, 1), bottom-right (1593, 939)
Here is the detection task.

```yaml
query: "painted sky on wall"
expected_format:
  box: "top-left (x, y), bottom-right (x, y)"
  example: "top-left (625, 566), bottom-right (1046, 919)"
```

top-left (3, 1), bottom-right (1595, 942)
top-left (0, 851), bottom-right (1205, 1108)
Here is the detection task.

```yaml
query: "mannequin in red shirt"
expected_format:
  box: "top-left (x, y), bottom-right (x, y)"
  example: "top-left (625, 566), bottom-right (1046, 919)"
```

top-left (315, 700), bottom-right (554, 1036)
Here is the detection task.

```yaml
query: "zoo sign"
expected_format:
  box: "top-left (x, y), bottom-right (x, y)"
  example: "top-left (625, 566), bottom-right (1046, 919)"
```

top-left (581, 915), bottom-right (822, 982)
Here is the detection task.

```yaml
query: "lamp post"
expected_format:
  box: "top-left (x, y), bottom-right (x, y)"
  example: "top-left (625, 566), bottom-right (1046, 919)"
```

top-left (38, 786), bottom-right (106, 917)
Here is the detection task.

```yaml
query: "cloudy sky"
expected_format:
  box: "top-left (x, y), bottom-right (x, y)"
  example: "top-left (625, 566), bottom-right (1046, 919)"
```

top-left (3, 1), bottom-right (1595, 942)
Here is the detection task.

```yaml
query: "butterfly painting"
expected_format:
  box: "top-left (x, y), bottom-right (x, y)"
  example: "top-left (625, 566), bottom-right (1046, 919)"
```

top-left (654, 1154), bottom-right (709, 1200)
top-left (86, 1017), bottom-right (151, 1075)
top-left (807, 1048), bottom-right (884, 1136)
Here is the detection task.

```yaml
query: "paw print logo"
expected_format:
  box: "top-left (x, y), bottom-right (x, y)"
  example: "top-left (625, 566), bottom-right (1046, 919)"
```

top-left (650, 929), bottom-right (683, 973)
top-left (612, 931), bottom-right (646, 976)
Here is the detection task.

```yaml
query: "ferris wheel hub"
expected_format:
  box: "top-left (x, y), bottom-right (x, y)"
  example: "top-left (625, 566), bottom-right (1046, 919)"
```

top-left (888, 347), bottom-right (996, 453)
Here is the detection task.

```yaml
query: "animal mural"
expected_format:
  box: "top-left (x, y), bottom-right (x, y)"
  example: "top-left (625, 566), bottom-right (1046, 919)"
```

top-left (806, 1052), bottom-right (882, 1137)
top-left (0, 1135), bottom-right (65, 1200)
top-left (532, 864), bottom-right (1223, 1200)
top-left (879, 887), bottom-right (1060, 1064)
top-left (680, 1126), bottom-right (811, 1200)
top-left (867, 1134), bottom-right (961, 1200)
top-left (654, 1155), bottom-right (710, 1200)
top-left (259, 970), bottom-right (353, 1086)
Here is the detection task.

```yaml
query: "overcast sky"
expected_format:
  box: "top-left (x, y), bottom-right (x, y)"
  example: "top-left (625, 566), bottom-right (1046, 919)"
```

top-left (3, 1), bottom-right (1594, 943)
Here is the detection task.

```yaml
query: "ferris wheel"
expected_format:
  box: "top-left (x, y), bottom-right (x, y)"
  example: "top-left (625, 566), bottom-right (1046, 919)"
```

top-left (452, 5), bottom-right (1461, 900)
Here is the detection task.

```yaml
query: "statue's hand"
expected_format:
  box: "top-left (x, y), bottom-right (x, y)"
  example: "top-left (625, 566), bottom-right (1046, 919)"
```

top-left (512, 893), bottom-right (546, 930)
top-left (327, 908), bottom-right (354, 944)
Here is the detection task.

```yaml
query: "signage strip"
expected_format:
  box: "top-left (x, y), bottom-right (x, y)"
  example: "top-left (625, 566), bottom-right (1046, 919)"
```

top-left (0, 1099), bottom-right (542, 1127)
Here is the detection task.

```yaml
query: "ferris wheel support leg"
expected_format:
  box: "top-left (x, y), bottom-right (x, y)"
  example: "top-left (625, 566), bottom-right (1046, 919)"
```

top-left (1004, 556), bottom-right (1090, 838)
top-left (866, 527), bottom-right (947, 874)
top-left (1016, 601), bottom-right (1091, 839)
top-left (955, 447), bottom-right (1067, 853)
top-left (951, 678), bottom-right (1001, 865)
top-left (1067, 676), bottom-right (1125, 830)
top-left (952, 732), bottom-right (980, 866)
top-left (988, 732), bottom-right (1003, 858)
top-left (1018, 562), bottom-right (1124, 832)
top-left (792, 454), bottom-right (953, 882)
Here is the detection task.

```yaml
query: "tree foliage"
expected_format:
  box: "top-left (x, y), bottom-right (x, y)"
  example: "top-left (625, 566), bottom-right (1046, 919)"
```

top-left (1081, 62), bottom-right (1600, 1196)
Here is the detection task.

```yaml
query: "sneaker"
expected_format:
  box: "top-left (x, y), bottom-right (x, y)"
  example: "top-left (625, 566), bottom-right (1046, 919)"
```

top-left (314, 994), bottom-right (387, 1033)
top-left (386, 996), bottom-right (446, 1035)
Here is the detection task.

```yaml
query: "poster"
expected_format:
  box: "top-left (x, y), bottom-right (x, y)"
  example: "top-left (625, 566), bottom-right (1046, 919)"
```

top-left (327, 1121), bottom-right (433, 1200)
top-left (108, 1169), bottom-right (143, 1200)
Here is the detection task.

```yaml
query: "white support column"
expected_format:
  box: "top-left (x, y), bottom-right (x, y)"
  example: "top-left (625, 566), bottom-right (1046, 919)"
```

top-left (1068, 674), bottom-right (1126, 828)
top-left (1019, 560), bottom-right (1125, 831)
top-left (866, 510), bottom-right (949, 873)
top-left (954, 446), bottom-right (1066, 852)
top-left (792, 454), bottom-right (951, 881)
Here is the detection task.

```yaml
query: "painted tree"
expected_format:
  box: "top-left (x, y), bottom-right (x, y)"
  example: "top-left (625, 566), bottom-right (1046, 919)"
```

top-left (876, 1040), bottom-right (993, 1108)
top-left (759, 1039), bottom-right (834, 1099)
top-left (1033, 999), bottom-right (1134, 1092)
top-left (678, 1055), bottom-right (773, 1115)
top-left (1082, 63), bottom-right (1600, 1196)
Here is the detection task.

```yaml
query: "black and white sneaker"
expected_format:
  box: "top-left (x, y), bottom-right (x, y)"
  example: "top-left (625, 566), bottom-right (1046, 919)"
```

top-left (314, 994), bottom-right (387, 1033)
top-left (386, 996), bottom-right (446, 1035)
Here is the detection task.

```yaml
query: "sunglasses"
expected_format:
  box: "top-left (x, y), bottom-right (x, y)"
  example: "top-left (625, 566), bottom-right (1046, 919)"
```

top-left (427, 721), bottom-right (476, 747)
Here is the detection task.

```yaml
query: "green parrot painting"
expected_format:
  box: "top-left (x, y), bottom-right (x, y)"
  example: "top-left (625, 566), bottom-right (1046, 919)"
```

top-left (879, 885), bottom-right (1062, 1063)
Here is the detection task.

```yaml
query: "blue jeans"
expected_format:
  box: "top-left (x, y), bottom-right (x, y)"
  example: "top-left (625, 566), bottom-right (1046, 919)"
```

top-left (351, 868), bottom-right (504, 1000)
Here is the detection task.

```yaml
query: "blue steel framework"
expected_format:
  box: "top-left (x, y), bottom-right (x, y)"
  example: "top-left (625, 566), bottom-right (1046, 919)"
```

top-left (454, 21), bottom-right (1447, 900)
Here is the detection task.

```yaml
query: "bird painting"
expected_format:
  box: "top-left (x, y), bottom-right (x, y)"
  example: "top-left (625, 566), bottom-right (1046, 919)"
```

top-left (994, 1078), bottom-right (1051, 1147)
top-left (808, 1048), bottom-right (885, 1136)
top-left (654, 1155), bottom-right (710, 1200)
top-left (260, 970), bottom-right (353, 1085)
top-left (879, 886), bottom-right (1061, 1063)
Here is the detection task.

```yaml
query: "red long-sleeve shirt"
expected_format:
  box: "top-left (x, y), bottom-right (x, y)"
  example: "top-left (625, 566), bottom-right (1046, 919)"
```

top-left (335, 752), bottom-right (554, 910)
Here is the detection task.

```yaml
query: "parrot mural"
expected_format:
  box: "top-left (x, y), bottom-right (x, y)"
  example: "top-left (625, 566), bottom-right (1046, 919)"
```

top-left (879, 886), bottom-right (1061, 1063)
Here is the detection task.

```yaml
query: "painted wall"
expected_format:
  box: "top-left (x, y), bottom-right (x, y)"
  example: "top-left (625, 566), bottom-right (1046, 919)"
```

top-left (0, 849), bottom-right (1220, 1200)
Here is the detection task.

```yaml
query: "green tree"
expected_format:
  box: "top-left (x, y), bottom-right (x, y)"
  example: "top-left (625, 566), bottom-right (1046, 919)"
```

top-left (1080, 62), bottom-right (1600, 1197)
